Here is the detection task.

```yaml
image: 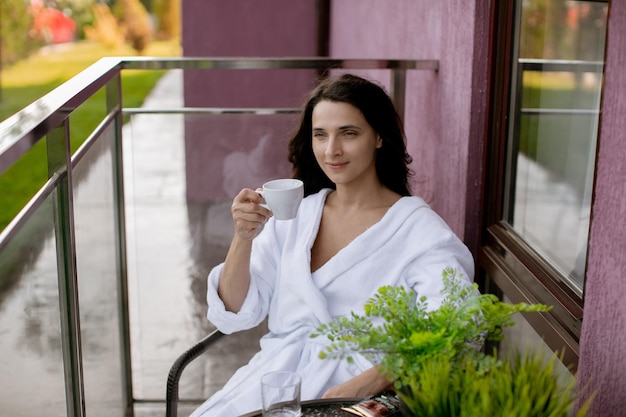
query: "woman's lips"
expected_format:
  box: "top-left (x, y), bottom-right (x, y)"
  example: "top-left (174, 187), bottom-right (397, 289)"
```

top-left (326, 162), bottom-right (348, 169)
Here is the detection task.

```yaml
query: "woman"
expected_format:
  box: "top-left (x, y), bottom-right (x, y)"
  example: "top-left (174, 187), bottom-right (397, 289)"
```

top-left (191, 74), bottom-right (474, 416)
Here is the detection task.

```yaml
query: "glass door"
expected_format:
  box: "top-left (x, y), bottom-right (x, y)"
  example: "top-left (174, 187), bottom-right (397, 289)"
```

top-left (481, 0), bottom-right (609, 370)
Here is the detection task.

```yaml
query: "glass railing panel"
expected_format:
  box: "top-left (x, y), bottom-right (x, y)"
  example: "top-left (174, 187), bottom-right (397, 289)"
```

top-left (183, 111), bottom-right (299, 202)
top-left (72, 122), bottom-right (125, 417)
top-left (0, 139), bottom-right (50, 234)
top-left (123, 110), bottom-right (197, 403)
top-left (123, 108), bottom-right (298, 403)
top-left (0, 194), bottom-right (67, 416)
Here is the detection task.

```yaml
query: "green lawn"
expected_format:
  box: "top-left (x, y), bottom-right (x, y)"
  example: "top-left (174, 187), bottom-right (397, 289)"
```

top-left (0, 40), bottom-right (180, 231)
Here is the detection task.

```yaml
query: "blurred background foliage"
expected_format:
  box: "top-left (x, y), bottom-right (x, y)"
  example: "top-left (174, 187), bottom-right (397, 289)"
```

top-left (1, 0), bottom-right (180, 66)
top-left (0, 0), bottom-right (181, 232)
top-left (519, 0), bottom-right (607, 61)
top-left (0, 0), bottom-right (43, 65)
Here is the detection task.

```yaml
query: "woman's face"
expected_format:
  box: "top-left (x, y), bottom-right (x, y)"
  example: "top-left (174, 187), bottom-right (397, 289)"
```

top-left (311, 100), bottom-right (382, 188)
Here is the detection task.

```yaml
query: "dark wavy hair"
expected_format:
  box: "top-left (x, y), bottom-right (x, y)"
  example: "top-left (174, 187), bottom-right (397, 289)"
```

top-left (288, 73), bottom-right (413, 197)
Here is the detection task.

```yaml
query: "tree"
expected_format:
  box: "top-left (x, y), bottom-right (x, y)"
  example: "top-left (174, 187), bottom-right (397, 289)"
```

top-left (83, 3), bottom-right (125, 49)
top-left (156, 0), bottom-right (179, 40)
top-left (0, 0), bottom-right (41, 101)
top-left (56, 0), bottom-right (97, 41)
top-left (115, 0), bottom-right (153, 54)
top-left (0, 0), bottom-right (40, 66)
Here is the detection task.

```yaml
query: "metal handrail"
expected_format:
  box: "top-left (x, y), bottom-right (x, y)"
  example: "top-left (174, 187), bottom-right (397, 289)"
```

top-left (0, 57), bottom-right (437, 176)
top-left (0, 57), bottom-right (436, 417)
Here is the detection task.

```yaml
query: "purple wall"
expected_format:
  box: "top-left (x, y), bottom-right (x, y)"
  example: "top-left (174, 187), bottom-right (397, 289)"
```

top-left (577, 1), bottom-right (626, 414)
top-left (182, 0), bottom-right (322, 201)
top-left (180, 1), bottom-right (488, 242)
top-left (329, 1), bottom-right (489, 244)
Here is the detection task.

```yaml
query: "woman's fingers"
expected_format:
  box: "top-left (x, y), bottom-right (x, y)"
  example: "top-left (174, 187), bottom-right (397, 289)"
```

top-left (232, 188), bottom-right (271, 218)
top-left (231, 188), bottom-right (272, 238)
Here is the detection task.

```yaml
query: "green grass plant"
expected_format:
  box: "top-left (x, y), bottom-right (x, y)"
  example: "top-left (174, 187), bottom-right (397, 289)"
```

top-left (400, 350), bottom-right (589, 417)
top-left (0, 40), bottom-right (180, 231)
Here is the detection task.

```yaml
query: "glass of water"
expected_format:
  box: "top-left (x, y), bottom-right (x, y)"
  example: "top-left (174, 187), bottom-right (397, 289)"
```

top-left (261, 371), bottom-right (301, 416)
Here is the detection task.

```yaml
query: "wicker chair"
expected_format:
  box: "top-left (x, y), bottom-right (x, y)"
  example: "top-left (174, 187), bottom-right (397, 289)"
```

top-left (165, 329), bottom-right (225, 417)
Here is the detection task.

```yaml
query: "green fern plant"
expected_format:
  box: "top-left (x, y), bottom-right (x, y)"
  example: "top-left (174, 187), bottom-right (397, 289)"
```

top-left (311, 268), bottom-right (590, 416)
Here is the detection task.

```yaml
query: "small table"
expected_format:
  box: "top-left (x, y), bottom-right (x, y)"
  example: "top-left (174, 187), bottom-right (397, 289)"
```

top-left (239, 397), bottom-right (364, 416)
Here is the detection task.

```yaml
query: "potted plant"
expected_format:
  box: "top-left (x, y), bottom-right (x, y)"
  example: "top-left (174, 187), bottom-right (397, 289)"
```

top-left (312, 268), bottom-right (591, 417)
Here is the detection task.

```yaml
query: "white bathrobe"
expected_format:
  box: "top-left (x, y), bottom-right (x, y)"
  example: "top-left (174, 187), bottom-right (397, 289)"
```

top-left (191, 189), bottom-right (474, 417)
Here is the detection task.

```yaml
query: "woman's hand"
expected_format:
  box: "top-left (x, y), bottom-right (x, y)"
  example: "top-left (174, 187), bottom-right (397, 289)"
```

top-left (321, 366), bottom-right (393, 399)
top-left (231, 188), bottom-right (272, 240)
top-left (219, 187), bottom-right (272, 312)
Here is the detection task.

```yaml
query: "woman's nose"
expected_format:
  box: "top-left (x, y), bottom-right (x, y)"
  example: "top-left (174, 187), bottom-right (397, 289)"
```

top-left (326, 136), bottom-right (342, 156)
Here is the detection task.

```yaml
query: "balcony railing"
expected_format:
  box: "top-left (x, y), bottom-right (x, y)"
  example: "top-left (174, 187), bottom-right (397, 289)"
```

top-left (0, 57), bottom-right (437, 417)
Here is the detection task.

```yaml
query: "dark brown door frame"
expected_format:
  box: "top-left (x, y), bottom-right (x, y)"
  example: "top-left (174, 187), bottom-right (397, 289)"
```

top-left (479, 0), bottom-right (584, 371)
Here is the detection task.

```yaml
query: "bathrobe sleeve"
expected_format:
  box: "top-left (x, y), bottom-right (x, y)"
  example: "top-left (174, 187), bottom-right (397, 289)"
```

top-left (206, 217), bottom-right (284, 334)
top-left (205, 190), bottom-right (325, 335)
top-left (401, 208), bottom-right (475, 311)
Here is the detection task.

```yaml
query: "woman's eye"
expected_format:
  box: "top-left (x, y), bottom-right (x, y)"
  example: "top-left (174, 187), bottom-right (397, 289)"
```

top-left (343, 131), bottom-right (357, 137)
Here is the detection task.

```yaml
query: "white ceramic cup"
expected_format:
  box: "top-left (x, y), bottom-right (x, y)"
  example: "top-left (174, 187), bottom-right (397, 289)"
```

top-left (261, 371), bottom-right (302, 417)
top-left (258, 179), bottom-right (304, 221)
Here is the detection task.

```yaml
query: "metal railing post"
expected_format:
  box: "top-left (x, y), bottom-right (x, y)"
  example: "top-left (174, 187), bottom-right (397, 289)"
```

top-left (47, 120), bottom-right (86, 417)
top-left (107, 72), bottom-right (134, 417)
top-left (390, 68), bottom-right (408, 121)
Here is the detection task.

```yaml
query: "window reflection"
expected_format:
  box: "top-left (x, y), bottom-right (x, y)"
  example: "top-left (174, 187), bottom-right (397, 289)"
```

top-left (507, 0), bottom-right (608, 295)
